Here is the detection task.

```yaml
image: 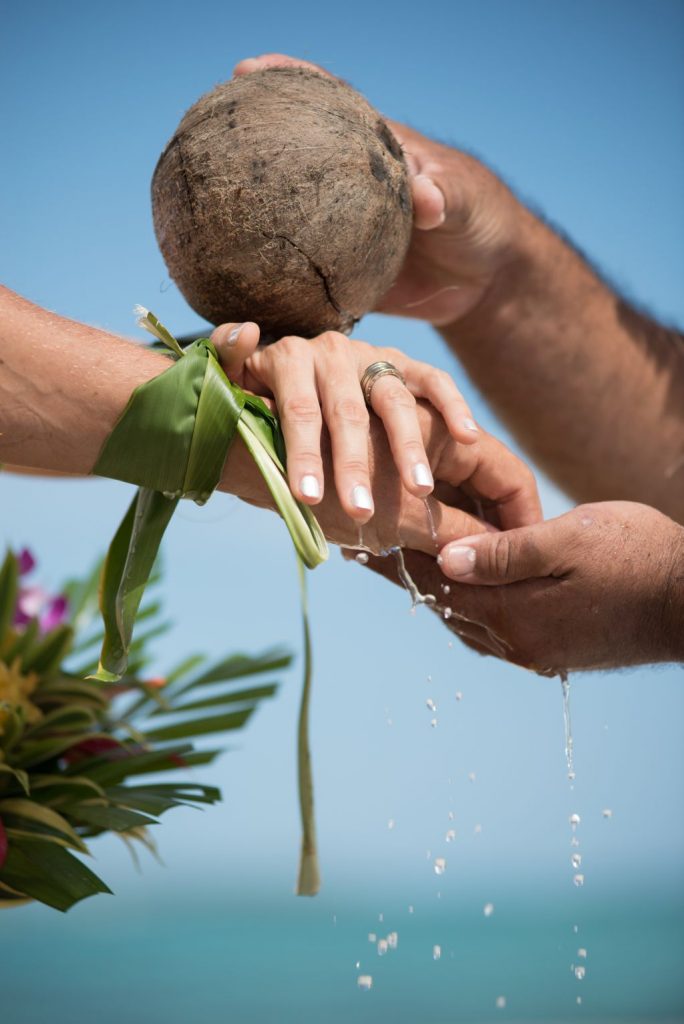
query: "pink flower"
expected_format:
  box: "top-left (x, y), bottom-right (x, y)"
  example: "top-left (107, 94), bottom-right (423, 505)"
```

top-left (12, 550), bottom-right (69, 634)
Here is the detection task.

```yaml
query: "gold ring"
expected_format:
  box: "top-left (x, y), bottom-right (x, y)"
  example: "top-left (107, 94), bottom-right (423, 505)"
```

top-left (360, 361), bottom-right (407, 406)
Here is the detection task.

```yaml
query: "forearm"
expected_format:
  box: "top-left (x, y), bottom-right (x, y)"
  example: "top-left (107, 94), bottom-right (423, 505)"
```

top-left (0, 286), bottom-right (266, 503)
top-left (441, 209), bottom-right (684, 522)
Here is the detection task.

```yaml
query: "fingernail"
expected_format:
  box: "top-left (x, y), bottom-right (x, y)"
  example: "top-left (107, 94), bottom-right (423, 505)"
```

top-left (462, 417), bottom-right (478, 433)
top-left (300, 475), bottom-right (320, 499)
top-left (227, 324), bottom-right (244, 346)
top-left (412, 462), bottom-right (433, 488)
top-left (446, 545), bottom-right (476, 576)
top-left (351, 485), bottom-right (373, 512)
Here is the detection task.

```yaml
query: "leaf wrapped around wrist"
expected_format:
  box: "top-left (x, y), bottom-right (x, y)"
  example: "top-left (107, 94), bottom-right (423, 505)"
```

top-left (94, 338), bottom-right (244, 502)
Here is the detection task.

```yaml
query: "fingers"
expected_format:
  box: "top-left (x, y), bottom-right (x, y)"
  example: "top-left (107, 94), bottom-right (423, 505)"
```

top-left (405, 360), bottom-right (479, 444)
top-left (401, 499), bottom-right (490, 556)
top-left (211, 322), bottom-right (260, 384)
top-left (256, 339), bottom-right (325, 506)
top-left (234, 53), bottom-right (334, 79)
top-left (412, 173), bottom-right (446, 230)
top-left (368, 374), bottom-right (433, 497)
top-left (438, 516), bottom-right (569, 585)
top-left (314, 337), bottom-right (374, 522)
top-left (435, 432), bottom-right (542, 531)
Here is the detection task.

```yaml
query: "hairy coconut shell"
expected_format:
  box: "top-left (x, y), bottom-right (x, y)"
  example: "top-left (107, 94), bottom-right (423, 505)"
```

top-left (151, 68), bottom-right (412, 339)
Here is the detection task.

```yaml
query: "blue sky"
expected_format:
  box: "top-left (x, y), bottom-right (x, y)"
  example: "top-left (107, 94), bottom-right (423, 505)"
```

top-left (1, 0), bottom-right (682, 958)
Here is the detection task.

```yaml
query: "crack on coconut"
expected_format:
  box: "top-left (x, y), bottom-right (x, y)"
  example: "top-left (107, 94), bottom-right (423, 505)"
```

top-left (271, 233), bottom-right (355, 333)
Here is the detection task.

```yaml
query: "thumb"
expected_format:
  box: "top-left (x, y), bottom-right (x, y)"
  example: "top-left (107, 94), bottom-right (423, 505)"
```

top-left (211, 322), bottom-right (260, 384)
top-left (438, 517), bottom-right (569, 585)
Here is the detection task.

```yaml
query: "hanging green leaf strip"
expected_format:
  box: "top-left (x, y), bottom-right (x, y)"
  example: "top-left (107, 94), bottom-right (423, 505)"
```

top-left (94, 488), bottom-right (178, 681)
top-left (184, 348), bottom-right (244, 501)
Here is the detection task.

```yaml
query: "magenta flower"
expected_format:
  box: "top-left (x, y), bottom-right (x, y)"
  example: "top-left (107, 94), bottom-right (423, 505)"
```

top-left (12, 549), bottom-right (69, 634)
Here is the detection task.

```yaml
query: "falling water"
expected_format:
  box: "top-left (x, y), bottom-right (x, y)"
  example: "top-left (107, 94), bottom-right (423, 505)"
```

top-left (559, 670), bottom-right (575, 785)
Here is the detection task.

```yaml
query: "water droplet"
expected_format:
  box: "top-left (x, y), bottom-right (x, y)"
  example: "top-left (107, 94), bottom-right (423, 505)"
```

top-left (578, 947), bottom-right (587, 959)
top-left (468, 772), bottom-right (476, 783)
top-left (474, 823), bottom-right (483, 835)
top-left (387, 818), bottom-right (395, 830)
top-left (573, 924), bottom-right (579, 934)
top-left (442, 608), bottom-right (453, 620)
top-left (408, 905), bottom-right (414, 915)
top-left (447, 640), bottom-right (454, 649)
top-left (576, 996), bottom-right (583, 1005)
top-left (426, 675), bottom-right (432, 683)
top-left (368, 933), bottom-right (376, 943)
top-left (569, 813), bottom-right (581, 828)
top-left (432, 944), bottom-right (442, 961)
top-left (355, 552), bottom-right (369, 564)
top-left (455, 691), bottom-right (463, 701)
top-left (433, 857), bottom-right (446, 876)
top-left (574, 965), bottom-right (586, 980)
top-left (355, 961), bottom-right (360, 968)
top-left (483, 902), bottom-right (494, 917)
top-left (426, 698), bottom-right (436, 712)
top-left (445, 829), bottom-right (456, 843)
top-left (573, 873), bottom-right (585, 888)
top-left (496, 996), bottom-right (507, 1009)
top-left (377, 939), bottom-right (388, 956)
top-left (568, 770), bottom-right (576, 782)
top-left (602, 808), bottom-right (613, 819)
top-left (378, 913), bottom-right (384, 923)
top-left (357, 975), bottom-right (373, 991)
top-left (441, 583), bottom-right (451, 595)
top-left (448, 810), bottom-right (455, 821)
top-left (387, 931), bottom-right (398, 950)
top-left (571, 853), bottom-right (582, 869)
top-left (430, 718), bottom-right (438, 728)
top-left (571, 836), bottom-right (580, 847)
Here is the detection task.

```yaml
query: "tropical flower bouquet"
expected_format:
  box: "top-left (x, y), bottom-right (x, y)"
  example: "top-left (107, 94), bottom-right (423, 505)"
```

top-left (0, 548), bottom-right (288, 911)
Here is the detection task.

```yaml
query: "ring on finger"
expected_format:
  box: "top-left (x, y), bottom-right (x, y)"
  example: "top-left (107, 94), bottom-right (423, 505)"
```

top-left (360, 361), bottom-right (407, 406)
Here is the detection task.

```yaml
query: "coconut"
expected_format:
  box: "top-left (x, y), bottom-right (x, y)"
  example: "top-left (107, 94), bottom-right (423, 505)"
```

top-left (151, 68), bottom-right (412, 339)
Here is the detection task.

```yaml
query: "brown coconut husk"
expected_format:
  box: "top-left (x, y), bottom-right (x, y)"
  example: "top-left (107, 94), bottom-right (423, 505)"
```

top-left (152, 68), bottom-right (412, 339)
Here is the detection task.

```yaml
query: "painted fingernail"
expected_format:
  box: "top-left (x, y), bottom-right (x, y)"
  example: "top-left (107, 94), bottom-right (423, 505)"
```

top-left (412, 462), bottom-right (433, 488)
top-left (446, 545), bottom-right (476, 576)
top-left (462, 417), bottom-right (479, 433)
top-left (227, 324), bottom-right (244, 345)
top-left (351, 485), bottom-right (373, 512)
top-left (300, 475), bottom-right (320, 499)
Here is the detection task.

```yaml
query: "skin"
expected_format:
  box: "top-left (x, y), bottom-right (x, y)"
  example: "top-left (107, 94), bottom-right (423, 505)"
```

top-left (237, 54), bottom-right (684, 668)
top-left (0, 286), bottom-right (539, 556)
top-left (213, 320), bottom-right (482, 520)
top-left (360, 502), bottom-right (684, 672)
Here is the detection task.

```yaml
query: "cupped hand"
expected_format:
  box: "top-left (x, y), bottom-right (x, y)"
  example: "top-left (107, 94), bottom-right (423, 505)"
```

top-left (361, 502), bottom-right (684, 671)
top-left (233, 53), bottom-right (523, 327)
top-left (213, 321), bottom-right (481, 521)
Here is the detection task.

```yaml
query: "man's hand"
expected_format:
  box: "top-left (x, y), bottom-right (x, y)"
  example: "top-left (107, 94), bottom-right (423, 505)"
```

top-left (233, 53), bottom-right (524, 327)
top-left (359, 502), bottom-right (684, 671)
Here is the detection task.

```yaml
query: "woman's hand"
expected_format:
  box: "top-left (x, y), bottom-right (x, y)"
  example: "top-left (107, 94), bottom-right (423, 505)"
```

top-left (213, 322), bottom-right (481, 521)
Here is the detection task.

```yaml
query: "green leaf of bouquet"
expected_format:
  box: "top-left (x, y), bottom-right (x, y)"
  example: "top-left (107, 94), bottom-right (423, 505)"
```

top-left (62, 557), bottom-right (103, 626)
top-left (65, 803), bottom-right (158, 833)
top-left (38, 678), bottom-right (109, 710)
top-left (111, 782), bottom-right (221, 806)
top-left (0, 841), bottom-right (110, 912)
top-left (1, 619), bottom-right (39, 668)
top-left (93, 488), bottom-right (178, 682)
top-left (30, 774), bottom-right (105, 803)
top-left (143, 706), bottom-right (255, 743)
top-left (0, 798), bottom-right (89, 853)
top-left (183, 348), bottom-right (244, 500)
top-left (13, 732), bottom-right (97, 769)
top-left (23, 704), bottom-right (97, 738)
top-left (79, 744), bottom-right (196, 784)
top-left (178, 647), bottom-right (291, 692)
top-left (0, 550), bottom-right (19, 643)
top-left (168, 682), bottom-right (277, 715)
top-left (0, 763), bottom-right (30, 795)
top-left (21, 624), bottom-right (74, 675)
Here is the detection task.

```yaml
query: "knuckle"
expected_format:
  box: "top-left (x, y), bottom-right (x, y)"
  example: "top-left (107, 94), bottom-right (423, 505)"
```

top-left (423, 367), bottom-right (449, 392)
top-left (281, 395), bottom-right (322, 424)
top-left (491, 536), bottom-right (513, 578)
top-left (340, 457), bottom-right (369, 477)
top-left (319, 330), bottom-right (347, 350)
top-left (274, 335), bottom-right (307, 359)
top-left (333, 398), bottom-right (369, 426)
top-left (378, 383), bottom-right (416, 410)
